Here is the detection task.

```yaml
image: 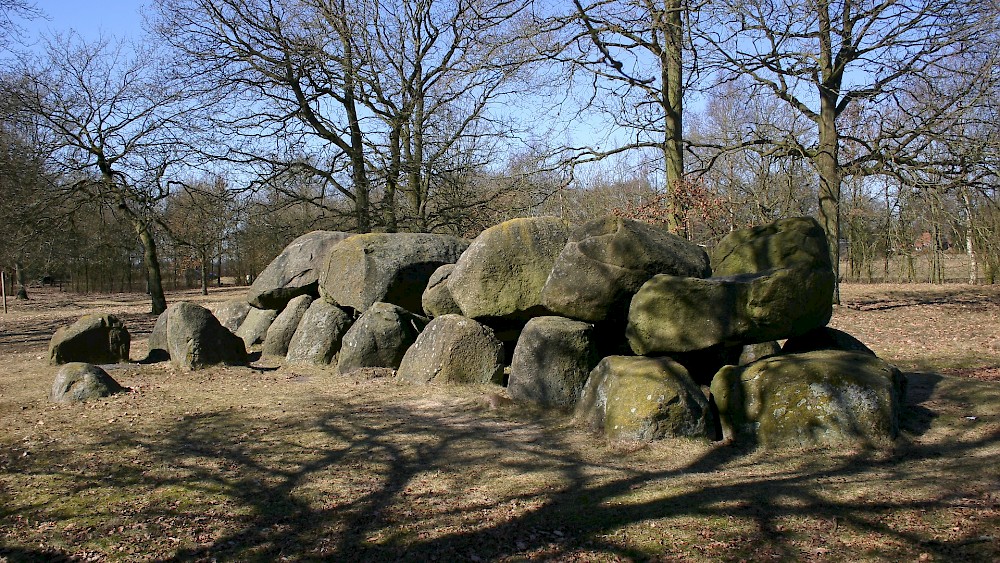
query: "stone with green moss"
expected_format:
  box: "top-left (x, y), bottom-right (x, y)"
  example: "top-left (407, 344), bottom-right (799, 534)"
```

top-left (710, 350), bottom-right (906, 448)
top-left (448, 217), bottom-right (569, 323)
top-left (575, 355), bottom-right (712, 442)
top-left (540, 216), bottom-right (711, 323)
top-left (711, 216), bottom-right (831, 275)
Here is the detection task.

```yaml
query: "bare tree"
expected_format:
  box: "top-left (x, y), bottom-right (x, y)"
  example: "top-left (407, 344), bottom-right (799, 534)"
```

top-left (17, 33), bottom-right (198, 314)
top-left (549, 0), bottom-right (697, 234)
top-left (163, 177), bottom-right (237, 295)
top-left (701, 0), bottom-right (994, 301)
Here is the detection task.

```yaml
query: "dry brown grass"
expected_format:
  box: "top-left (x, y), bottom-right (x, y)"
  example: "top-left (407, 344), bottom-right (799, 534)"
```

top-left (1, 284), bottom-right (998, 562)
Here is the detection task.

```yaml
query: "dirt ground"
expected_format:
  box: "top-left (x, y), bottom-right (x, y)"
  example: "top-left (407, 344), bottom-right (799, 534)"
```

top-left (0, 284), bottom-right (998, 562)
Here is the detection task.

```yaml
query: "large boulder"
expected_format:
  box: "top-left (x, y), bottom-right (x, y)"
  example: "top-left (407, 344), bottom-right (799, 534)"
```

top-left (781, 327), bottom-right (876, 356)
top-left (50, 363), bottom-right (125, 403)
top-left (247, 230), bottom-right (352, 309)
top-left (49, 314), bottom-right (130, 365)
top-left (157, 302), bottom-right (248, 370)
top-left (261, 295), bottom-right (314, 357)
top-left (285, 300), bottom-right (354, 366)
top-left (147, 311), bottom-right (170, 361)
top-left (575, 356), bottom-right (713, 442)
top-left (212, 299), bottom-right (252, 333)
top-left (235, 306), bottom-right (279, 349)
top-left (319, 233), bottom-right (469, 315)
top-left (710, 350), bottom-right (905, 448)
top-left (507, 316), bottom-right (600, 408)
top-left (627, 217), bottom-right (836, 355)
top-left (397, 315), bottom-right (504, 385)
top-left (626, 266), bottom-right (834, 354)
top-left (337, 302), bottom-right (428, 374)
top-left (448, 217), bottom-right (569, 323)
top-left (711, 216), bottom-right (832, 275)
top-left (421, 264), bottom-right (463, 318)
top-left (541, 216), bottom-right (711, 323)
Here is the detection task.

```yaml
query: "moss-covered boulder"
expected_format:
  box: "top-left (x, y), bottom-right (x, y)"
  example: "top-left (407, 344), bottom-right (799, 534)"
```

top-left (48, 314), bottom-right (130, 365)
top-left (575, 356), bottom-right (713, 442)
top-left (711, 216), bottom-right (832, 275)
top-left (421, 264), bottom-right (463, 318)
top-left (285, 300), bottom-right (354, 366)
top-left (337, 302), bottom-right (428, 374)
top-left (247, 230), bottom-right (352, 310)
top-left (448, 217), bottom-right (569, 323)
top-left (319, 232), bottom-right (469, 315)
top-left (710, 350), bottom-right (906, 448)
top-left (397, 315), bottom-right (504, 385)
top-left (508, 316), bottom-right (600, 408)
top-left (261, 294), bottom-right (313, 357)
top-left (627, 267), bottom-right (834, 354)
top-left (50, 363), bottom-right (125, 403)
top-left (541, 216), bottom-right (711, 323)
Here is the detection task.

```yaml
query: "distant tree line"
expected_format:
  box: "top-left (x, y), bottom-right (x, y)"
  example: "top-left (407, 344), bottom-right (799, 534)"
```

top-left (0, 0), bottom-right (998, 311)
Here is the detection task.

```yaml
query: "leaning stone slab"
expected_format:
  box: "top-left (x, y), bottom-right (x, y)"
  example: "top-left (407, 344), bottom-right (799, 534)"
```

top-left (50, 363), bottom-right (125, 403)
top-left (49, 314), bottom-right (130, 365)
top-left (235, 306), bottom-right (279, 349)
top-left (541, 216), bottom-right (711, 323)
top-left (626, 266), bottom-right (834, 354)
top-left (397, 315), bottom-right (504, 385)
top-left (286, 300), bottom-right (354, 366)
top-left (448, 216), bottom-right (569, 323)
top-left (575, 356), bottom-right (712, 442)
top-left (710, 350), bottom-right (905, 448)
top-left (508, 316), bottom-right (600, 408)
top-left (247, 230), bottom-right (352, 310)
top-left (261, 294), bottom-right (314, 357)
top-left (337, 302), bottom-right (428, 374)
top-left (213, 299), bottom-right (252, 333)
top-left (319, 232), bottom-right (469, 315)
top-left (160, 302), bottom-right (248, 370)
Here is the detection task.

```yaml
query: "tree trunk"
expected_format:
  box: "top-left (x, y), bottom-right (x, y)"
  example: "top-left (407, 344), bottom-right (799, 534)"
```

top-left (14, 261), bottom-right (28, 300)
top-left (963, 189), bottom-right (978, 284)
top-left (200, 247), bottom-right (209, 296)
top-left (136, 223), bottom-right (167, 314)
top-left (660, 0), bottom-right (684, 234)
top-left (815, 105), bottom-right (841, 303)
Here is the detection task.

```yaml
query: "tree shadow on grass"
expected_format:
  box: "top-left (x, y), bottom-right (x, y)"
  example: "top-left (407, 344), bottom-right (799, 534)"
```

top-left (2, 374), bottom-right (998, 562)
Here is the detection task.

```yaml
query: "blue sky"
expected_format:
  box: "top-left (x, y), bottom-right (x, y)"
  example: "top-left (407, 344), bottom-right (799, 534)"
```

top-left (28, 1), bottom-right (147, 40)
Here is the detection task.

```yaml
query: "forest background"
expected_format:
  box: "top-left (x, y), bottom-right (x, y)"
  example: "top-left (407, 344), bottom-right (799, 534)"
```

top-left (1, 0), bottom-right (998, 313)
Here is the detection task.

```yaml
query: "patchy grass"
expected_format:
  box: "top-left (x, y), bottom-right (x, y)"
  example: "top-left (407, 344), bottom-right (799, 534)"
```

top-left (0, 284), bottom-right (998, 561)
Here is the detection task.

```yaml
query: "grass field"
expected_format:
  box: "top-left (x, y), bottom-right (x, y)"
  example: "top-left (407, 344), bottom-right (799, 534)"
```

top-left (1, 284), bottom-right (998, 562)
